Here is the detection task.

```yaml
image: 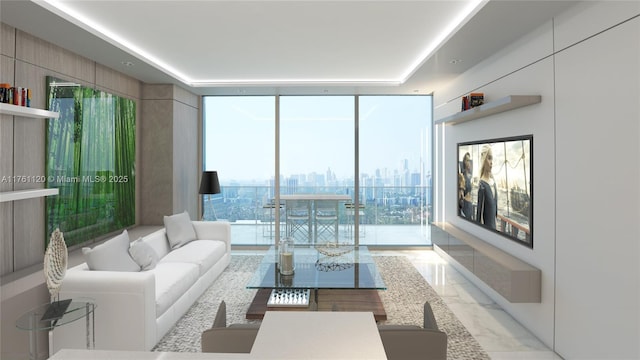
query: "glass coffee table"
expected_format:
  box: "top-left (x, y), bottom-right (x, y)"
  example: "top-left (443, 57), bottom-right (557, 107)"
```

top-left (245, 245), bottom-right (387, 320)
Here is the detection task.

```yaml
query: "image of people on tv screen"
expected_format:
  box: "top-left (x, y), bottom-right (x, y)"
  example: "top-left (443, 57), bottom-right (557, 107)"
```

top-left (458, 152), bottom-right (473, 219)
top-left (457, 136), bottom-right (532, 246)
top-left (476, 145), bottom-right (497, 229)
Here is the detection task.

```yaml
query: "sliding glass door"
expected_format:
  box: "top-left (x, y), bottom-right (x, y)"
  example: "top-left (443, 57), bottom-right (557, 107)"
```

top-left (279, 96), bottom-right (354, 244)
top-left (358, 96), bottom-right (433, 245)
top-left (203, 96), bottom-right (275, 245)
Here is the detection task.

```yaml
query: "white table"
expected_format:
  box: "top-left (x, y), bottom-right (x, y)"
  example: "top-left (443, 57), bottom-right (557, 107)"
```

top-left (250, 311), bottom-right (387, 359)
top-left (49, 349), bottom-right (251, 359)
top-left (49, 312), bottom-right (386, 360)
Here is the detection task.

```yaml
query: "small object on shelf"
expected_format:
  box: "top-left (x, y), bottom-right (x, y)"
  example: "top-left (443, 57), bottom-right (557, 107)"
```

top-left (461, 92), bottom-right (484, 111)
top-left (0, 83), bottom-right (10, 103)
top-left (0, 84), bottom-right (31, 107)
top-left (461, 96), bottom-right (469, 111)
top-left (7, 86), bottom-right (13, 104)
top-left (12, 87), bottom-right (21, 106)
top-left (469, 92), bottom-right (484, 108)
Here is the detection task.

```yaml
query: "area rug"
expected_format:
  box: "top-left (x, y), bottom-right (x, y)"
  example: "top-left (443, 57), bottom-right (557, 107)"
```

top-left (153, 254), bottom-right (490, 359)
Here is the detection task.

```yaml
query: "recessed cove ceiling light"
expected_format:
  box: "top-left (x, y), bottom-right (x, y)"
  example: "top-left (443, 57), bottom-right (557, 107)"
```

top-left (399, 0), bottom-right (486, 82)
top-left (36, 0), bottom-right (191, 83)
top-left (35, 0), bottom-right (487, 87)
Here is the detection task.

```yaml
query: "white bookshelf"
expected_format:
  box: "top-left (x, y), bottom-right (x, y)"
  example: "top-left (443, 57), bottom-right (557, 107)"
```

top-left (0, 103), bottom-right (60, 201)
top-left (435, 95), bottom-right (541, 125)
top-left (0, 102), bottom-right (59, 119)
top-left (0, 189), bottom-right (59, 202)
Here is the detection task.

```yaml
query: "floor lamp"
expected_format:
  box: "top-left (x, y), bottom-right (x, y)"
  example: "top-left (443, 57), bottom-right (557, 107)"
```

top-left (199, 171), bottom-right (221, 220)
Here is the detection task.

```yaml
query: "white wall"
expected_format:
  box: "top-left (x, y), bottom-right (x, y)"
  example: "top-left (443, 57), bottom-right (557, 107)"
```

top-left (433, 2), bottom-right (639, 358)
top-left (553, 3), bottom-right (640, 358)
top-left (435, 19), bottom-right (558, 347)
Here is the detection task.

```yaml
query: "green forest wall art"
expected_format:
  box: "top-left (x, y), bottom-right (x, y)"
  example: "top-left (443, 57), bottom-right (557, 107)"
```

top-left (45, 77), bottom-right (136, 247)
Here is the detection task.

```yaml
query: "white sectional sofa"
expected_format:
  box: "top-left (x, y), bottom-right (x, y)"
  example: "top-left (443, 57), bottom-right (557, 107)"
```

top-left (52, 212), bottom-right (231, 353)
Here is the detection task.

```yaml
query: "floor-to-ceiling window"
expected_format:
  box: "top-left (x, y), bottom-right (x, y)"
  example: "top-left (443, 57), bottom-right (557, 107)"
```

top-left (203, 95), bottom-right (432, 246)
top-left (203, 96), bottom-right (275, 245)
top-left (279, 96), bottom-right (355, 244)
top-left (358, 96), bottom-right (433, 245)
top-left (279, 96), bottom-right (354, 193)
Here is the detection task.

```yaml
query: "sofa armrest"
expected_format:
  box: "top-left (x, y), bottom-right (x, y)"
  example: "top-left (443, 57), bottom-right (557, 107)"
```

top-left (52, 265), bottom-right (157, 352)
top-left (193, 221), bottom-right (231, 253)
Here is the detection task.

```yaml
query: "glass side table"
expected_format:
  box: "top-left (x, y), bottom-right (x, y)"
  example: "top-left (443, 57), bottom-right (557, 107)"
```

top-left (16, 298), bottom-right (96, 360)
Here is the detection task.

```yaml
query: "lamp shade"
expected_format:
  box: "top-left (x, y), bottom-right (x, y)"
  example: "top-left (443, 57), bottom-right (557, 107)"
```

top-left (199, 171), bottom-right (221, 195)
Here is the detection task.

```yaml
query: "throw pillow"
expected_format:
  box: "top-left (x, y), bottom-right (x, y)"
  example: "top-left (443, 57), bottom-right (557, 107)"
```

top-left (82, 230), bottom-right (140, 271)
top-left (163, 210), bottom-right (197, 249)
top-left (129, 238), bottom-right (160, 271)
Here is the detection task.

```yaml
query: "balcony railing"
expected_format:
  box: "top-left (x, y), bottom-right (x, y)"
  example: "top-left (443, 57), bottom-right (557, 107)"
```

top-left (202, 186), bottom-right (433, 246)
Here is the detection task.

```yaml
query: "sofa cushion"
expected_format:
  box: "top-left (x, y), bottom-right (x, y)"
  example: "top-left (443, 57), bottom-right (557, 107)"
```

top-left (82, 230), bottom-right (140, 272)
top-left (129, 238), bottom-right (159, 271)
top-left (160, 240), bottom-right (226, 276)
top-left (153, 262), bottom-right (200, 317)
top-left (163, 211), bottom-right (197, 249)
top-left (142, 229), bottom-right (171, 259)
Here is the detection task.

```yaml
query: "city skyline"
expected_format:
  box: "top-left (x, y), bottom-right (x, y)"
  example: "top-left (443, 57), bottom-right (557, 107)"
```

top-left (221, 160), bottom-right (431, 189)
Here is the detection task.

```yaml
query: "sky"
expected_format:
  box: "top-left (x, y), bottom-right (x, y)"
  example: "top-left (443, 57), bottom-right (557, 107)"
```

top-left (204, 95), bottom-right (432, 184)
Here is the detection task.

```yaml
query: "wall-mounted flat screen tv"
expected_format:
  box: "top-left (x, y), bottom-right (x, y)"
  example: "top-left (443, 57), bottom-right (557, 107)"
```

top-left (457, 135), bottom-right (532, 248)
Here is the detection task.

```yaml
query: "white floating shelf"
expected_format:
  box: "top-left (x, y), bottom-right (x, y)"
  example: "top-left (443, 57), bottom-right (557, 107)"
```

top-left (435, 95), bottom-right (541, 125)
top-left (0, 103), bottom-right (59, 119)
top-left (0, 188), bottom-right (59, 202)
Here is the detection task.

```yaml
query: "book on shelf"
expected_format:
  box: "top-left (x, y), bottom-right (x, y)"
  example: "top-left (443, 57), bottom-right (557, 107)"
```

top-left (461, 92), bottom-right (485, 111)
top-left (461, 96), bottom-right (469, 111)
top-left (469, 92), bottom-right (484, 108)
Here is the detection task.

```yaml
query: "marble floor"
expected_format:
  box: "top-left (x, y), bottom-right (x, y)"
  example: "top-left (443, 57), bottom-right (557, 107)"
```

top-left (394, 249), bottom-right (564, 360)
top-left (230, 221), bottom-right (564, 359)
top-left (233, 247), bottom-right (563, 359)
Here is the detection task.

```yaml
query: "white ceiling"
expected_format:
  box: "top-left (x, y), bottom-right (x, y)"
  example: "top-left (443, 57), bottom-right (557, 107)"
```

top-left (1, 1), bottom-right (577, 96)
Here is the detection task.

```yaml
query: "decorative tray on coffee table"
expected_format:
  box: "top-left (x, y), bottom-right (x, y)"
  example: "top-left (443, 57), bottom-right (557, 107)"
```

top-left (267, 288), bottom-right (310, 307)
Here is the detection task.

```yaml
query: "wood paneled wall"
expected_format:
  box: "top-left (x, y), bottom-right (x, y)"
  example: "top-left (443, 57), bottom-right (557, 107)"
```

top-left (1, 22), bottom-right (201, 359)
